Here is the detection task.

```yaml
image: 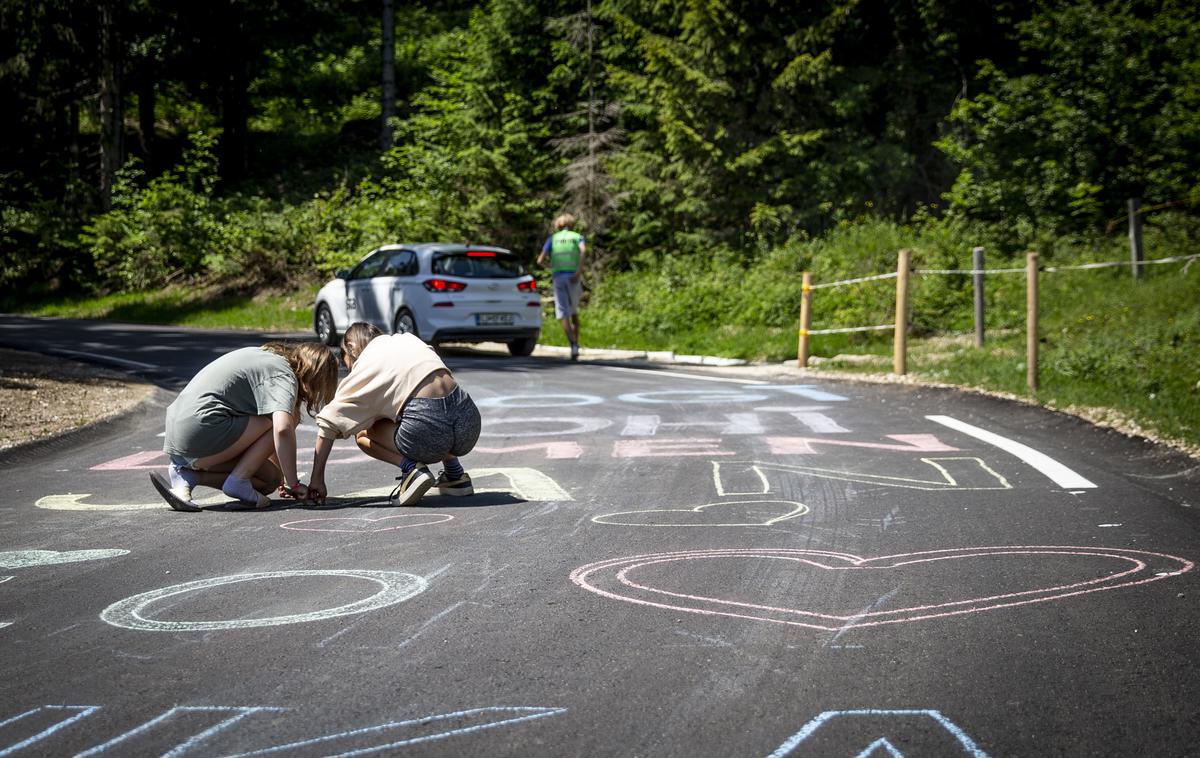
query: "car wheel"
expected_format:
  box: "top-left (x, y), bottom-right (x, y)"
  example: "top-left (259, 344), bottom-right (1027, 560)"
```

top-left (393, 309), bottom-right (418, 338)
top-left (508, 336), bottom-right (537, 357)
top-left (316, 304), bottom-right (338, 346)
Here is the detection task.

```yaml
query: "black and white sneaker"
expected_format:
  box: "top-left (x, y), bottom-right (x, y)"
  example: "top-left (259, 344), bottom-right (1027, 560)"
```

top-left (434, 471), bottom-right (474, 497)
top-left (390, 466), bottom-right (434, 505)
top-left (149, 471), bottom-right (201, 512)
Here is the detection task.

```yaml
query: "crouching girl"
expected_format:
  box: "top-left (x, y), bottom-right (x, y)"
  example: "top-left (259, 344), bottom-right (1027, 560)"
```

top-left (150, 342), bottom-right (338, 510)
top-left (306, 323), bottom-right (480, 505)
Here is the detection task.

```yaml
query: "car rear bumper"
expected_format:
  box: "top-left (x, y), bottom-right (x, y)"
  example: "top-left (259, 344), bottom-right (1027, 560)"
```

top-left (430, 327), bottom-right (541, 344)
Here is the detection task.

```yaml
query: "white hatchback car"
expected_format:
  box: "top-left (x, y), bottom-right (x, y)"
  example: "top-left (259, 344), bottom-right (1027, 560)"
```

top-left (313, 243), bottom-right (542, 356)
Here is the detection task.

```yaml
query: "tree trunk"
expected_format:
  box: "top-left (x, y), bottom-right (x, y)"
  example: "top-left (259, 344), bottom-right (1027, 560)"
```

top-left (379, 0), bottom-right (396, 151)
top-left (98, 1), bottom-right (124, 211)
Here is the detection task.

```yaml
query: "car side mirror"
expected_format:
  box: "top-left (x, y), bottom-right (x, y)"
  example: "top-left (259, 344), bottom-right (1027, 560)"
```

top-left (335, 269), bottom-right (349, 279)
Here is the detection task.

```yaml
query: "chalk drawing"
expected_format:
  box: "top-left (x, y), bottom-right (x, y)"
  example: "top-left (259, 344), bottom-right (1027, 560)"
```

top-left (100, 570), bottom-right (427, 631)
top-left (592, 500), bottom-right (808, 527)
top-left (764, 709), bottom-right (990, 758)
top-left (621, 413), bottom-right (765, 436)
top-left (570, 546), bottom-right (1193, 631)
top-left (0, 704), bottom-right (565, 757)
top-left (221, 706), bottom-right (567, 756)
top-left (0, 577), bottom-right (10, 629)
top-left (927, 415), bottom-right (1097, 489)
top-left (480, 416), bottom-right (611, 437)
top-left (614, 438), bottom-right (736, 458)
top-left (0, 705), bottom-right (101, 757)
top-left (75, 706), bottom-right (287, 758)
top-left (477, 393), bottom-right (603, 407)
top-left (37, 467), bottom-right (571, 511)
top-left (767, 433), bottom-right (958, 455)
top-left (89, 450), bottom-right (163, 471)
top-left (473, 441), bottom-right (583, 459)
top-left (330, 468), bottom-right (573, 503)
top-left (0, 549), bottom-right (129, 569)
top-left (712, 458), bottom-right (1011, 494)
top-left (280, 513), bottom-right (454, 532)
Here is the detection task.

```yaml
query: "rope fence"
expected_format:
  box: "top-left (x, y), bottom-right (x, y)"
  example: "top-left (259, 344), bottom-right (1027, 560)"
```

top-left (797, 247), bottom-right (1197, 391)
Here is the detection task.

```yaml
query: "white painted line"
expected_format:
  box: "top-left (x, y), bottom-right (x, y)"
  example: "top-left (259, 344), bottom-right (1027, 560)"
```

top-left (601, 365), bottom-right (767, 384)
top-left (926, 415), bottom-right (1097, 489)
top-left (50, 349), bottom-right (158, 370)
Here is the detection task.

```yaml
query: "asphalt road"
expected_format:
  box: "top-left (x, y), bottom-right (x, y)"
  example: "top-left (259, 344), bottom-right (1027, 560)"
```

top-left (2, 316), bottom-right (1199, 757)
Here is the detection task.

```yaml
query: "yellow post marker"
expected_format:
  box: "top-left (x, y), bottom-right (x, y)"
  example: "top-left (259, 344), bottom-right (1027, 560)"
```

top-left (893, 248), bottom-right (911, 376)
top-left (798, 272), bottom-right (812, 368)
top-left (1026, 251), bottom-right (1039, 392)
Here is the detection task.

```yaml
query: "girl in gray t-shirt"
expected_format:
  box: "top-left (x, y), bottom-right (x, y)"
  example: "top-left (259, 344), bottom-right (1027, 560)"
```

top-left (151, 343), bottom-right (337, 510)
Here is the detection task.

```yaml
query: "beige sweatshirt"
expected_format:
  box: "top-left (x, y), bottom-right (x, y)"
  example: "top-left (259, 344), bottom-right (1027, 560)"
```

top-left (316, 333), bottom-right (449, 440)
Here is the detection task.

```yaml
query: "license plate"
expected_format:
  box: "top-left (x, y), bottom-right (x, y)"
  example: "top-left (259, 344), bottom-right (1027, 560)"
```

top-left (475, 313), bottom-right (515, 326)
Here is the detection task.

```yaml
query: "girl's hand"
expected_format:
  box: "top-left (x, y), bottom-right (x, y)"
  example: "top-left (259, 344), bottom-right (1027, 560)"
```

top-left (279, 481), bottom-right (309, 500)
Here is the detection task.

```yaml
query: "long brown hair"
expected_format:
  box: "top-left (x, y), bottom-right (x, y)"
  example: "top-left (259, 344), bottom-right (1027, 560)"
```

top-left (261, 342), bottom-right (338, 416)
top-left (341, 322), bottom-right (383, 367)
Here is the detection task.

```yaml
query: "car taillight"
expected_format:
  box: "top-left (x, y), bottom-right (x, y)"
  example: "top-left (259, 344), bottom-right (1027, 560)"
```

top-left (467, 251), bottom-right (497, 257)
top-left (517, 279), bottom-right (537, 292)
top-left (424, 279), bottom-right (467, 292)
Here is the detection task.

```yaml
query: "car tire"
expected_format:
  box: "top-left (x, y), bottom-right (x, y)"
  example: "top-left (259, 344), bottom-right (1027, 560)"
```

top-left (316, 304), bottom-right (338, 346)
top-left (393, 309), bottom-right (418, 338)
top-left (508, 336), bottom-right (537, 357)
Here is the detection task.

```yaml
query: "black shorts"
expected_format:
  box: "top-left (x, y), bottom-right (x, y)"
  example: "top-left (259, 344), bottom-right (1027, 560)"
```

top-left (393, 386), bottom-right (481, 464)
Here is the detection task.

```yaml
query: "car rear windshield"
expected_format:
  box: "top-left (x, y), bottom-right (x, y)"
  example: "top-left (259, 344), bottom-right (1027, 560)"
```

top-left (432, 252), bottom-right (526, 278)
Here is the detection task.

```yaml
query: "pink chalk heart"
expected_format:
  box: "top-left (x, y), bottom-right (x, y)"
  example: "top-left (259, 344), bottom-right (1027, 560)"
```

top-left (280, 513), bottom-right (454, 533)
top-left (570, 546), bottom-right (1193, 631)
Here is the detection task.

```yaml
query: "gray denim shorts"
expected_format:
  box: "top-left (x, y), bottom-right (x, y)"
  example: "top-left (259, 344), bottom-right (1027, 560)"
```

top-left (393, 386), bottom-right (481, 464)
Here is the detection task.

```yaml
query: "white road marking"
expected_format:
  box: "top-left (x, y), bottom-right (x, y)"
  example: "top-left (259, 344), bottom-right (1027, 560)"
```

top-left (926, 415), bottom-right (1097, 490)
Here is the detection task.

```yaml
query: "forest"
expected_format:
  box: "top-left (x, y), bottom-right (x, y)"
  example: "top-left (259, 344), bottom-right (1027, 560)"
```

top-left (5, 0), bottom-right (1199, 296)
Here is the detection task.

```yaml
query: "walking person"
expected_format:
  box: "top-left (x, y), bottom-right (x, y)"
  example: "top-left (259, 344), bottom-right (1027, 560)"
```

top-left (305, 323), bottom-right (481, 506)
top-left (150, 342), bottom-right (339, 511)
top-left (536, 213), bottom-right (587, 360)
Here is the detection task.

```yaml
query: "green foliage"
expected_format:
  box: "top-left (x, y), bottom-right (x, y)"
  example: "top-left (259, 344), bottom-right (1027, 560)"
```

top-left (939, 1), bottom-right (1200, 239)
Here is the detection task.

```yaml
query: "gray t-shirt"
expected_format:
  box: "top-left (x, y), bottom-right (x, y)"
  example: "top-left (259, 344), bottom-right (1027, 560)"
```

top-left (163, 347), bottom-right (298, 462)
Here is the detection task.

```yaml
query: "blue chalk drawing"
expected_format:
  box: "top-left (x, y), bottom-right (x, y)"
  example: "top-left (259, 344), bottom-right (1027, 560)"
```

top-left (0, 705), bottom-right (100, 757)
top-left (220, 706), bottom-right (569, 757)
top-left (0, 704), bottom-right (566, 757)
top-left (76, 707), bottom-right (286, 758)
top-left (765, 710), bottom-right (990, 758)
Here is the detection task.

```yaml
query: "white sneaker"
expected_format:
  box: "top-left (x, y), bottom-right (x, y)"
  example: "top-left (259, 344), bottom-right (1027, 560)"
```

top-left (391, 466), bottom-right (434, 505)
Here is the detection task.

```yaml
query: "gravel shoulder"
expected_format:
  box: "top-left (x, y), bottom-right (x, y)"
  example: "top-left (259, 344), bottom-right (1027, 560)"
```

top-left (0, 348), bottom-right (154, 452)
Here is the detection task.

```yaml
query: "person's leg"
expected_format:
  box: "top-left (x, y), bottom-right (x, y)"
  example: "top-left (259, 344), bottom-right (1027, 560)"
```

top-left (192, 416), bottom-right (275, 506)
top-left (355, 419), bottom-right (407, 467)
top-left (435, 389), bottom-right (481, 496)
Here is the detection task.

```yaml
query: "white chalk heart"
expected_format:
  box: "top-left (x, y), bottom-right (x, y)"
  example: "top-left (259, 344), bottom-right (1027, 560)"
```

top-left (280, 514), bottom-right (454, 533)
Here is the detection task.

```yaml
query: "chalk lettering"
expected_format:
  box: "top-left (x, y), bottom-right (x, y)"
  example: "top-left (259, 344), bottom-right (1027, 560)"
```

top-left (100, 570), bottom-right (427, 631)
top-left (764, 709), bottom-right (991, 758)
top-left (480, 416), bottom-right (611, 437)
top-left (620, 413), bottom-right (765, 436)
top-left (767, 433), bottom-right (958, 455)
top-left (472, 441), bottom-right (583, 459)
top-left (613, 438), bottom-right (736, 458)
top-left (476, 393), bottom-right (603, 408)
top-left (713, 458), bottom-right (1012, 493)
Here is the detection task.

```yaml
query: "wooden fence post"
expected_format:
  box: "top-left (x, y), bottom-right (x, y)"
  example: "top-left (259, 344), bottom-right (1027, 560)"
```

top-left (797, 272), bottom-right (812, 368)
top-left (1128, 198), bottom-right (1144, 279)
top-left (893, 249), bottom-right (911, 376)
top-left (1026, 251), bottom-right (1039, 392)
top-left (972, 246), bottom-right (985, 347)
